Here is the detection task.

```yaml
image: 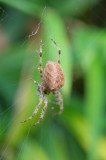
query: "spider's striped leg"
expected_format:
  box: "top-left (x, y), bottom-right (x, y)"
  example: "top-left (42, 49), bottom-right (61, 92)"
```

top-left (20, 89), bottom-right (43, 123)
top-left (51, 39), bottom-right (61, 64)
top-left (53, 91), bottom-right (63, 115)
top-left (40, 40), bottom-right (43, 80)
top-left (31, 95), bottom-right (48, 126)
top-left (30, 78), bottom-right (41, 87)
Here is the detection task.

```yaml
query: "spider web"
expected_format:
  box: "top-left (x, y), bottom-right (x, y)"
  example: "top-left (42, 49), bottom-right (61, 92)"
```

top-left (0, 1), bottom-right (106, 160)
top-left (0, 4), bottom-right (59, 160)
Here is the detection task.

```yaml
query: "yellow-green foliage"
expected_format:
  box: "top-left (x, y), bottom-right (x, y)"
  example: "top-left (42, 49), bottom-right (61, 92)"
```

top-left (0, 0), bottom-right (106, 160)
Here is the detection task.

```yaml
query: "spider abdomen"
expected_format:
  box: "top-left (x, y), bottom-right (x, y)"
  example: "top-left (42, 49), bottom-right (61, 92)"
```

top-left (43, 61), bottom-right (65, 91)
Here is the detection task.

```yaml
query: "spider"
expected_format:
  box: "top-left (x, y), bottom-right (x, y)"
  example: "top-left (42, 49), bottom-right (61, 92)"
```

top-left (21, 39), bottom-right (65, 126)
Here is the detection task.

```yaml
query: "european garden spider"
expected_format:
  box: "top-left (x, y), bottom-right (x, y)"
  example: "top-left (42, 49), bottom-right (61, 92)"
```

top-left (21, 39), bottom-right (65, 126)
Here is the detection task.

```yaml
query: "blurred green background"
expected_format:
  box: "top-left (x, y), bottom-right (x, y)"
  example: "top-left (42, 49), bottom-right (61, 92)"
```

top-left (0, 0), bottom-right (106, 160)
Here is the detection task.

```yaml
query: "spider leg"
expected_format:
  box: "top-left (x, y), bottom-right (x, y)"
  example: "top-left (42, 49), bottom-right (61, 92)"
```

top-left (21, 88), bottom-right (43, 123)
top-left (31, 95), bottom-right (48, 126)
top-left (51, 39), bottom-right (61, 64)
top-left (53, 91), bottom-right (63, 115)
top-left (40, 40), bottom-right (43, 80)
top-left (30, 78), bottom-right (41, 87)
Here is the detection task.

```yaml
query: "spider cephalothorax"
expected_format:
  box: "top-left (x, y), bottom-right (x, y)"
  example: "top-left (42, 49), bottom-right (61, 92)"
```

top-left (21, 39), bottom-right (65, 126)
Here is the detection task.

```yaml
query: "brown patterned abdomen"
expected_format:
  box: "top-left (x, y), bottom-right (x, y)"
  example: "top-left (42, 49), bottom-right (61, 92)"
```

top-left (43, 61), bottom-right (65, 91)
